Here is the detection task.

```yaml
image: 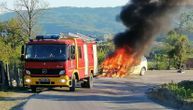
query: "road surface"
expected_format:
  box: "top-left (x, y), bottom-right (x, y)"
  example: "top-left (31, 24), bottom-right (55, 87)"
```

top-left (19, 70), bottom-right (193, 110)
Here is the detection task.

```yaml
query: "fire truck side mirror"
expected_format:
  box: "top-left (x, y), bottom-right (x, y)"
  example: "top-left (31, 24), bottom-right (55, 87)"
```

top-left (21, 45), bottom-right (25, 61)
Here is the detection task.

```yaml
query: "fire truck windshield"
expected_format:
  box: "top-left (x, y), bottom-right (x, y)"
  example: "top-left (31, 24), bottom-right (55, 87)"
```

top-left (25, 44), bottom-right (67, 61)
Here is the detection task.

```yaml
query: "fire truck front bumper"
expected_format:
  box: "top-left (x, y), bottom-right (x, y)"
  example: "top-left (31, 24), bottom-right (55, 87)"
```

top-left (24, 75), bottom-right (71, 87)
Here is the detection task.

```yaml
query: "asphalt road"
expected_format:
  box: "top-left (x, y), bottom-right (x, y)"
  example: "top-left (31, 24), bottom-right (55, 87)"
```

top-left (19, 70), bottom-right (193, 110)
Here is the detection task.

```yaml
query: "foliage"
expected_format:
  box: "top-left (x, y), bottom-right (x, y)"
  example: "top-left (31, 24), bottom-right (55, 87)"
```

top-left (149, 30), bottom-right (191, 70)
top-left (97, 40), bottom-right (114, 65)
top-left (98, 50), bottom-right (106, 65)
top-left (165, 31), bottom-right (190, 69)
top-left (162, 81), bottom-right (193, 101)
top-left (178, 9), bottom-right (193, 33)
top-left (148, 9), bottom-right (193, 70)
top-left (0, 38), bottom-right (13, 63)
top-left (147, 62), bottom-right (155, 70)
top-left (3, 19), bottom-right (27, 48)
top-left (0, 19), bottom-right (23, 63)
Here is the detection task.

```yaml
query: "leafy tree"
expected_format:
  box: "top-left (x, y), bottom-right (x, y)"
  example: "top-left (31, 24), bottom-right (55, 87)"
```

top-left (165, 31), bottom-right (190, 69)
top-left (4, 19), bottom-right (27, 48)
top-left (174, 35), bottom-right (189, 69)
top-left (0, 19), bottom-right (24, 63)
top-left (0, 38), bottom-right (13, 63)
top-left (178, 9), bottom-right (193, 32)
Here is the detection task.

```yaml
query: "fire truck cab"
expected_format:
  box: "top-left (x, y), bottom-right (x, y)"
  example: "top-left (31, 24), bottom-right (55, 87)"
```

top-left (21, 34), bottom-right (98, 92)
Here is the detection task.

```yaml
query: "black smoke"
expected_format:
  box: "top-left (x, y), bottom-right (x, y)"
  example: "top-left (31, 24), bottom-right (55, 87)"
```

top-left (114, 0), bottom-right (192, 57)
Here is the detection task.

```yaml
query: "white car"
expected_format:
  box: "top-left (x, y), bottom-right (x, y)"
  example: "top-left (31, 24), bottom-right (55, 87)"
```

top-left (129, 56), bottom-right (148, 76)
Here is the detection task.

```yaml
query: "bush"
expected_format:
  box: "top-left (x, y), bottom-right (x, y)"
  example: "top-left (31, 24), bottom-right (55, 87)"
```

top-left (163, 81), bottom-right (193, 100)
top-left (148, 61), bottom-right (169, 70)
top-left (157, 62), bottom-right (168, 70)
top-left (98, 51), bottom-right (106, 65)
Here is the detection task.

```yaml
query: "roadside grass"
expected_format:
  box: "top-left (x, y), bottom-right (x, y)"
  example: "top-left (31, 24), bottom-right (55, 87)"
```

top-left (147, 80), bottom-right (193, 109)
top-left (0, 87), bottom-right (33, 110)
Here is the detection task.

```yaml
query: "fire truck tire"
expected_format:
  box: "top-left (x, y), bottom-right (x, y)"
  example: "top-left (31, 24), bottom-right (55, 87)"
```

top-left (31, 86), bottom-right (37, 93)
top-left (81, 74), bottom-right (93, 88)
top-left (69, 74), bottom-right (76, 92)
top-left (87, 74), bottom-right (94, 88)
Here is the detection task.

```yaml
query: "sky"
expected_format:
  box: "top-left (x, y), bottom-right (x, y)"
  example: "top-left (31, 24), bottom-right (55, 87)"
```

top-left (0, 0), bottom-right (129, 8)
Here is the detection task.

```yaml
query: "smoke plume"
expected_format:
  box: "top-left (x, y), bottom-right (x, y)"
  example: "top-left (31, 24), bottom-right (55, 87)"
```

top-left (100, 0), bottom-right (192, 77)
top-left (114, 0), bottom-right (192, 58)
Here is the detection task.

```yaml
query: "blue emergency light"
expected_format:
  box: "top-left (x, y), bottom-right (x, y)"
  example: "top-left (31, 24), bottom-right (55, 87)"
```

top-left (36, 35), bottom-right (60, 40)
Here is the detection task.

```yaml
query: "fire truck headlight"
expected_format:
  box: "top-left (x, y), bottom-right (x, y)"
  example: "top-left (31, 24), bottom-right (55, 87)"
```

top-left (26, 70), bottom-right (31, 75)
top-left (59, 70), bottom-right (65, 75)
top-left (25, 79), bottom-right (31, 83)
top-left (60, 79), bottom-right (66, 83)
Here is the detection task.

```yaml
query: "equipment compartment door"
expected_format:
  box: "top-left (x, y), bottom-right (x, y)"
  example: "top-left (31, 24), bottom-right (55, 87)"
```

top-left (83, 44), bottom-right (89, 76)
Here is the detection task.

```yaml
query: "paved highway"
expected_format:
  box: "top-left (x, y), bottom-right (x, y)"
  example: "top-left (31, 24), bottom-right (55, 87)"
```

top-left (19, 70), bottom-right (193, 110)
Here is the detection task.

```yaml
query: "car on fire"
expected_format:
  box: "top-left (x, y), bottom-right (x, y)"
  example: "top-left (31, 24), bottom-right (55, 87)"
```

top-left (129, 56), bottom-right (148, 76)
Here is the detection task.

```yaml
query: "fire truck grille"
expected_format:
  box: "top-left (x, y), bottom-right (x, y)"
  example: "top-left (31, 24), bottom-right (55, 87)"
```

top-left (28, 69), bottom-right (62, 76)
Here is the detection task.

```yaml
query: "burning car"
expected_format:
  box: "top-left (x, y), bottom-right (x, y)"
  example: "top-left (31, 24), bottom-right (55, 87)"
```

top-left (129, 56), bottom-right (147, 76)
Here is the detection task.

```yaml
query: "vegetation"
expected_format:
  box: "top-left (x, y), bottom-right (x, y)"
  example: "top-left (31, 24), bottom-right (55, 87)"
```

top-left (148, 9), bottom-right (193, 70)
top-left (162, 81), bottom-right (193, 101)
top-left (97, 40), bottom-right (114, 65)
top-left (149, 31), bottom-right (192, 70)
top-left (148, 81), bottom-right (193, 109)
top-left (0, 19), bottom-right (23, 63)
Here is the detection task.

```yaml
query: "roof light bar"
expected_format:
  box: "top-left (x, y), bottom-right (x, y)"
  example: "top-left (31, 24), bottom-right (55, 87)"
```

top-left (36, 34), bottom-right (61, 40)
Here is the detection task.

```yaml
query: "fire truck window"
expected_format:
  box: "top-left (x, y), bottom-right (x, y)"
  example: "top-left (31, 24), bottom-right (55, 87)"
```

top-left (25, 44), bottom-right (66, 61)
top-left (71, 46), bottom-right (75, 59)
top-left (78, 46), bottom-right (82, 58)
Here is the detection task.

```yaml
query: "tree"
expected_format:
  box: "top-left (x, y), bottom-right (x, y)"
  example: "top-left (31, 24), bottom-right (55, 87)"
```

top-left (0, 19), bottom-right (24, 60)
top-left (6, 19), bottom-right (27, 48)
top-left (174, 35), bottom-right (189, 69)
top-left (2, 0), bottom-right (48, 38)
top-left (0, 18), bottom-right (26, 49)
top-left (177, 9), bottom-right (193, 33)
top-left (165, 31), bottom-right (190, 69)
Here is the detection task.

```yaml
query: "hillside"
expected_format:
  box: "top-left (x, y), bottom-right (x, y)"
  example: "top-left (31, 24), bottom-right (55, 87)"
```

top-left (0, 7), bottom-right (192, 41)
top-left (0, 7), bottom-right (125, 37)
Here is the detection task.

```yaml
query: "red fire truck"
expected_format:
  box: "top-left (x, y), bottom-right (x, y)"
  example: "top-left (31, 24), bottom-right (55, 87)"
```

top-left (21, 33), bottom-right (98, 92)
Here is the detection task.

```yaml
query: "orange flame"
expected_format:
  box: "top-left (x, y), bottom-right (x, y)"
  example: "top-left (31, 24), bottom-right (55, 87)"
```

top-left (100, 47), bottom-right (136, 78)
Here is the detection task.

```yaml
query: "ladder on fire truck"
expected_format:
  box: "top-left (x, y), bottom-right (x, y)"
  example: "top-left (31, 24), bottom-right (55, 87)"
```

top-left (35, 32), bottom-right (95, 43)
top-left (67, 32), bottom-right (95, 42)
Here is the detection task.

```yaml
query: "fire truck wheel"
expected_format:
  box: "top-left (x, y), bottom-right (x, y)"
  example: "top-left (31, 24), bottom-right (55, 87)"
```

top-left (87, 74), bottom-right (94, 88)
top-left (81, 74), bottom-right (93, 88)
top-left (69, 74), bottom-right (76, 92)
top-left (81, 82), bottom-right (87, 88)
top-left (31, 86), bottom-right (37, 93)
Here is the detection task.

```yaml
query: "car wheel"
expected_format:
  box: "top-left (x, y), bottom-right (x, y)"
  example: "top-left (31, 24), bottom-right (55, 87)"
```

top-left (140, 67), bottom-right (146, 76)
